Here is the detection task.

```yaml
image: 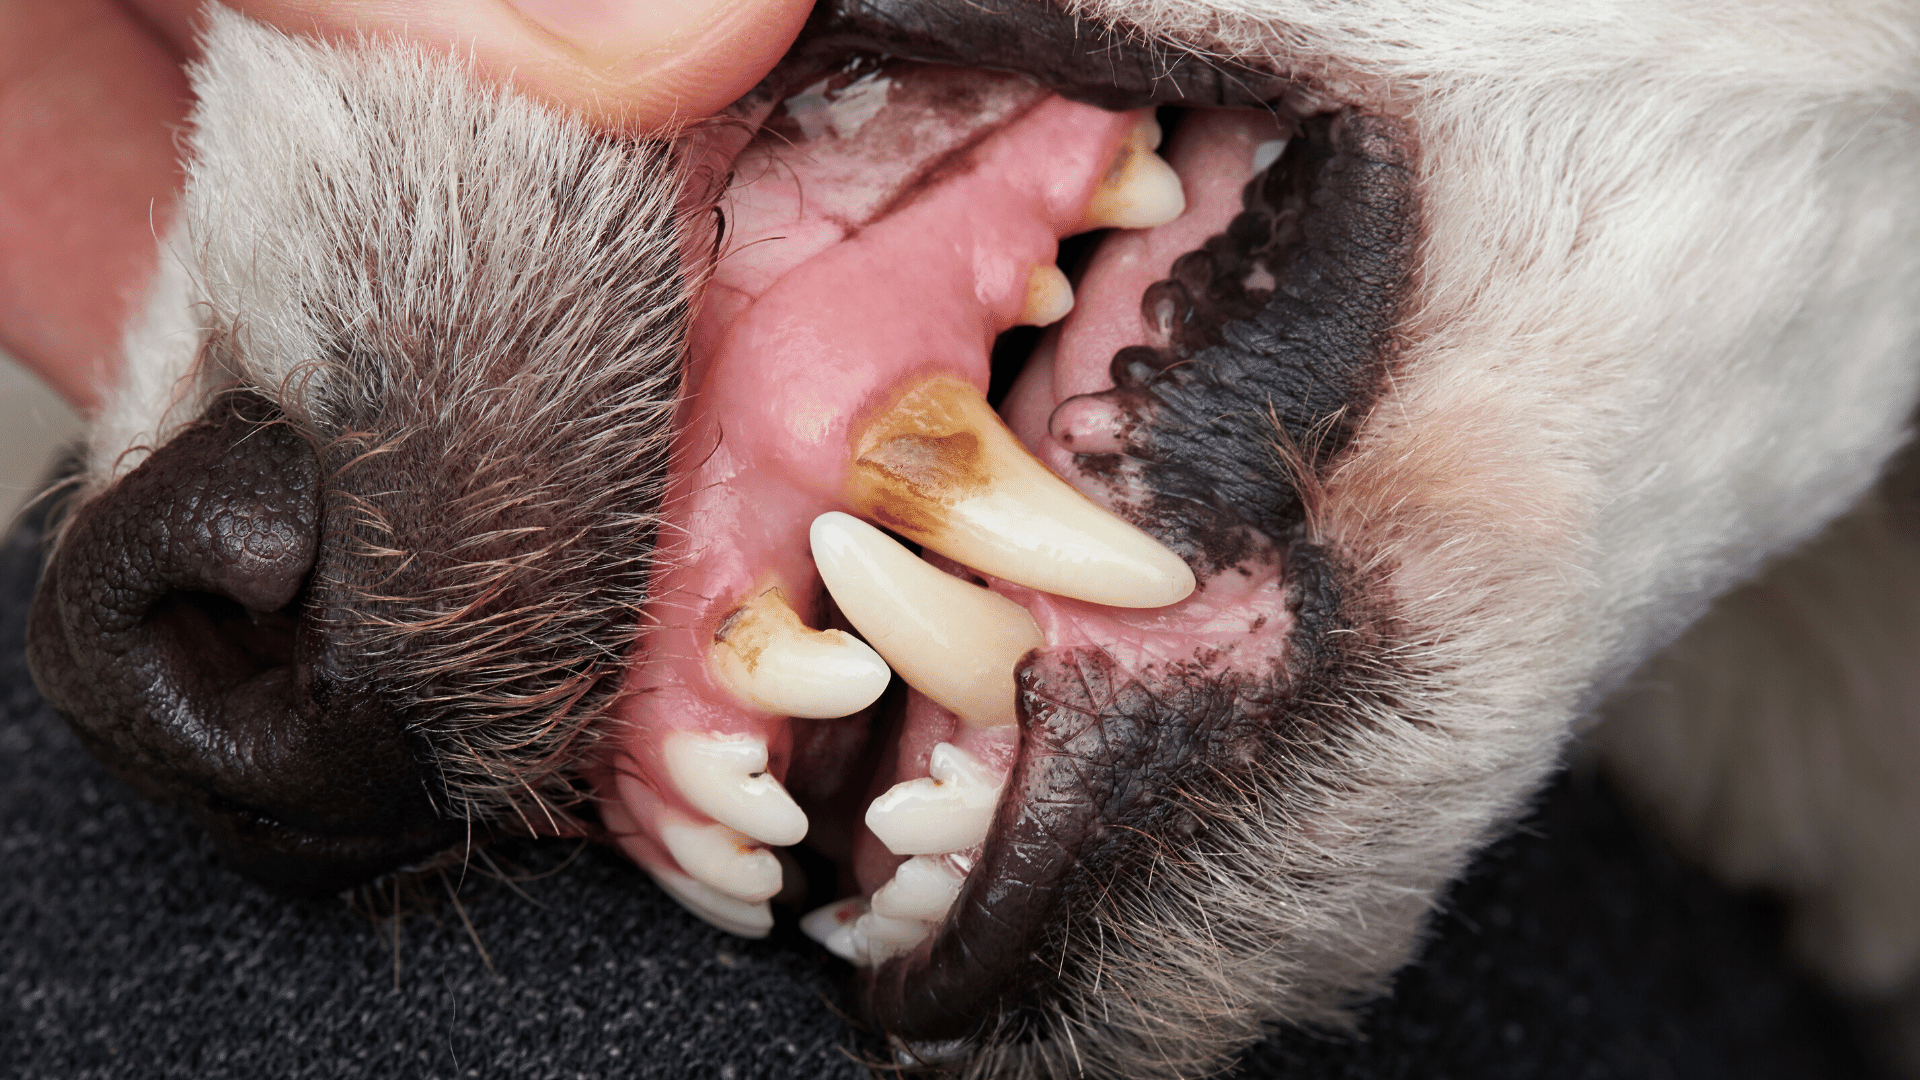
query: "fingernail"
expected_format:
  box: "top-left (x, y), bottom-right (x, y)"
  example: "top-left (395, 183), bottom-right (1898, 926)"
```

top-left (509, 0), bottom-right (722, 57)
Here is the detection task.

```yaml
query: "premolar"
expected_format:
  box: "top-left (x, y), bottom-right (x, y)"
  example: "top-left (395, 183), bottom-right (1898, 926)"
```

top-left (843, 376), bottom-right (1195, 609)
top-left (1081, 113), bottom-right (1185, 230)
top-left (709, 586), bottom-right (891, 718)
top-left (864, 742), bottom-right (1006, 856)
top-left (810, 512), bottom-right (1043, 729)
top-left (1021, 264), bottom-right (1074, 326)
top-left (660, 732), bottom-right (809, 847)
top-left (870, 853), bottom-right (968, 922)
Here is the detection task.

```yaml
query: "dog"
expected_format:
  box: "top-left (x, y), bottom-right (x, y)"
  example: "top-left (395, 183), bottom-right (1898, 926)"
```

top-left (24, 1), bottom-right (1920, 1076)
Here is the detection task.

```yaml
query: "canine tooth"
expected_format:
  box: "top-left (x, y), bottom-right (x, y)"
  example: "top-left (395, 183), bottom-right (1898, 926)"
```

top-left (657, 815), bottom-right (784, 903)
top-left (811, 512), bottom-right (1043, 729)
top-left (864, 742), bottom-right (1006, 856)
top-left (1252, 138), bottom-right (1289, 174)
top-left (1021, 264), bottom-right (1074, 326)
top-left (1082, 113), bottom-right (1185, 230)
top-left (646, 867), bottom-right (774, 939)
top-left (661, 733), bottom-right (809, 847)
top-left (710, 587), bottom-right (891, 718)
top-left (844, 377), bottom-right (1195, 608)
top-left (870, 854), bottom-right (967, 922)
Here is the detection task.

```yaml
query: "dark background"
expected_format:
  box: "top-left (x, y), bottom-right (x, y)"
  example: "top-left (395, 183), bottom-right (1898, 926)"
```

top-left (0, 501), bottom-right (1882, 1079)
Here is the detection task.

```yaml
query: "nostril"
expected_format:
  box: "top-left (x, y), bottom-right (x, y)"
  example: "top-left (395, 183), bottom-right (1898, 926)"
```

top-left (147, 589), bottom-right (302, 682)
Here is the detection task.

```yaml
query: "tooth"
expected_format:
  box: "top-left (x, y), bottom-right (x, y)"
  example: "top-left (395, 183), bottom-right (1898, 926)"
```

top-left (843, 376), bottom-right (1195, 609)
top-left (646, 867), bottom-right (774, 939)
top-left (811, 513), bottom-right (1043, 729)
top-left (1082, 113), bottom-right (1185, 230)
top-left (870, 854), bottom-right (967, 922)
top-left (801, 896), bottom-right (868, 963)
top-left (657, 814), bottom-right (785, 903)
top-left (1021, 264), bottom-right (1074, 327)
top-left (858, 911), bottom-right (931, 961)
top-left (864, 742), bottom-right (1005, 856)
top-left (661, 732), bottom-right (809, 847)
top-left (710, 587), bottom-right (891, 718)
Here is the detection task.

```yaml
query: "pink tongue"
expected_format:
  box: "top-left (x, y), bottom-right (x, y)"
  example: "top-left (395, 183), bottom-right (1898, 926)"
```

top-left (601, 69), bottom-right (1139, 874)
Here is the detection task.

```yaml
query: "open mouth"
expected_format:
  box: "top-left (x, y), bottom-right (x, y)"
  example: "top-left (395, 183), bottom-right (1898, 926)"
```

top-left (25, 1), bottom-right (1420, 1072)
top-left (593, 9), bottom-right (1418, 1059)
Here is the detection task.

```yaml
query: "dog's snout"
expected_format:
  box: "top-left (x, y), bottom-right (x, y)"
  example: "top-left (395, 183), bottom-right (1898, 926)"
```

top-left (28, 396), bottom-right (462, 894)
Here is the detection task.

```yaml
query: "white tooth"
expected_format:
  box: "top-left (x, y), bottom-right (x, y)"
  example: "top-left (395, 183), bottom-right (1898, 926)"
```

top-left (710, 587), bottom-right (891, 719)
top-left (661, 732), bottom-right (809, 847)
top-left (1251, 138), bottom-right (1288, 174)
top-left (1021, 264), bottom-right (1074, 327)
top-left (658, 814), bottom-right (785, 903)
top-left (864, 743), bottom-right (1006, 856)
top-left (811, 513), bottom-right (1043, 729)
top-left (844, 377), bottom-right (1196, 609)
top-left (801, 896), bottom-right (868, 963)
top-left (1082, 113), bottom-right (1185, 230)
top-left (646, 867), bottom-right (774, 939)
top-left (859, 912), bottom-right (931, 961)
top-left (870, 855), bottom-right (967, 922)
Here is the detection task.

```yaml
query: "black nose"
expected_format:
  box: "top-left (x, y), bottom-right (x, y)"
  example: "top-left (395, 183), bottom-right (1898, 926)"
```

top-left (28, 396), bottom-right (462, 894)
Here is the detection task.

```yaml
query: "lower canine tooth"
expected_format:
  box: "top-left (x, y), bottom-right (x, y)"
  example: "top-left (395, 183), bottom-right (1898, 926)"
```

top-left (811, 512), bottom-right (1043, 729)
top-left (1021, 264), bottom-right (1074, 326)
top-left (844, 376), bottom-right (1195, 609)
top-left (646, 867), bottom-right (774, 939)
top-left (658, 814), bottom-right (785, 903)
top-left (1081, 112), bottom-right (1185, 230)
top-left (870, 854), bottom-right (967, 922)
top-left (710, 587), bottom-right (891, 718)
top-left (865, 742), bottom-right (1005, 856)
top-left (661, 733), bottom-right (809, 847)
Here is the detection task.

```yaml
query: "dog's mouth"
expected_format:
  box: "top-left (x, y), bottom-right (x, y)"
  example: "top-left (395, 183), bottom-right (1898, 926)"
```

top-left (596, 5), bottom-right (1418, 1048)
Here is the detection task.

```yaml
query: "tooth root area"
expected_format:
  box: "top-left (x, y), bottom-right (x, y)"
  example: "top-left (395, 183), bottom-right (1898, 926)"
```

top-left (658, 816), bottom-right (784, 903)
top-left (811, 512), bottom-right (1041, 729)
top-left (1083, 114), bottom-right (1184, 230)
top-left (661, 733), bottom-right (809, 847)
top-left (843, 377), bottom-right (1196, 609)
top-left (1021, 264), bottom-right (1074, 327)
top-left (865, 742), bottom-right (1006, 856)
top-left (870, 854), bottom-right (968, 922)
top-left (647, 868), bottom-right (774, 940)
top-left (710, 587), bottom-right (891, 719)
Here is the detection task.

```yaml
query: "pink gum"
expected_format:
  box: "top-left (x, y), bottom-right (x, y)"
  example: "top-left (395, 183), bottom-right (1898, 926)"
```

top-left (607, 97), bottom-right (1145, 833)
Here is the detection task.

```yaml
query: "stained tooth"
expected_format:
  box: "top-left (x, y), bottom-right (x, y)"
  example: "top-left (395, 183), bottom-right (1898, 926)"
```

top-left (864, 742), bottom-right (1005, 856)
top-left (710, 587), bottom-right (891, 719)
top-left (870, 854), bottom-right (967, 922)
top-left (1082, 113), bottom-right (1185, 230)
top-left (661, 733), bottom-right (809, 847)
top-left (843, 376), bottom-right (1195, 608)
top-left (1021, 264), bottom-right (1074, 327)
top-left (646, 867), bottom-right (774, 939)
top-left (658, 814), bottom-right (785, 903)
top-left (811, 513), bottom-right (1042, 729)
top-left (801, 896), bottom-right (869, 963)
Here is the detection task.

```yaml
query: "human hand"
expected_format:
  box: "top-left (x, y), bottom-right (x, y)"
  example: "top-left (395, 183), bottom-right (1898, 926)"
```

top-left (0, 0), bottom-right (811, 411)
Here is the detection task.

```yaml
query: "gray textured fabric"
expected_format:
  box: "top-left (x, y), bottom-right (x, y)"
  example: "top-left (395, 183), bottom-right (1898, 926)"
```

top-left (0, 490), bottom-right (1880, 1079)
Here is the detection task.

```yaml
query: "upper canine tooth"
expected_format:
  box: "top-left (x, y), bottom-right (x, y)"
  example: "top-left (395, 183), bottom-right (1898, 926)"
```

top-left (710, 587), bottom-right (892, 718)
top-left (1021, 264), bottom-right (1074, 327)
top-left (870, 854), bottom-right (967, 922)
top-left (843, 377), bottom-right (1196, 609)
top-left (658, 814), bottom-right (785, 903)
top-left (864, 742), bottom-right (1006, 856)
top-left (1082, 113), bottom-right (1185, 230)
top-left (661, 732), bottom-right (809, 847)
top-left (646, 866), bottom-right (775, 939)
top-left (810, 512), bottom-right (1043, 729)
